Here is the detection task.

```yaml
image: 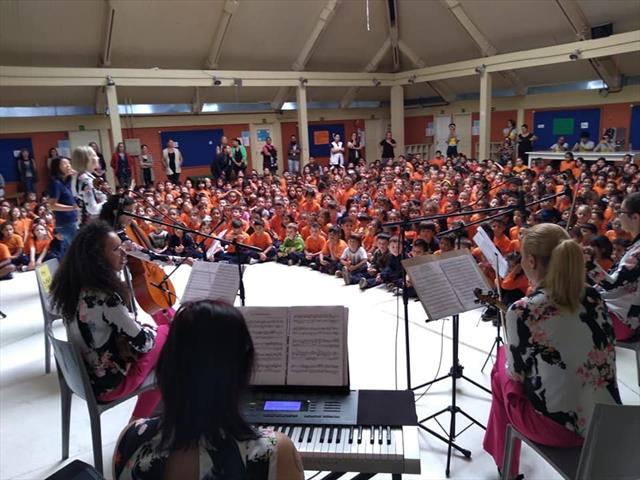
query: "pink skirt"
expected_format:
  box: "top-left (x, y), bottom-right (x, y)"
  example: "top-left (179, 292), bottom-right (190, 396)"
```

top-left (483, 346), bottom-right (583, 478)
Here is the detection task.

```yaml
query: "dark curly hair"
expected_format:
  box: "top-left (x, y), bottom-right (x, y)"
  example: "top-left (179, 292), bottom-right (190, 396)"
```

top-left (50, 221), bottom-right (129, 321)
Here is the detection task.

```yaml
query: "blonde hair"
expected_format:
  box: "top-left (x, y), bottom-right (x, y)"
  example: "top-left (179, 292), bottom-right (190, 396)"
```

top-left (521, 223), bottom-right (585, 312)
top-left (71, 145), bottom-right (96, 172)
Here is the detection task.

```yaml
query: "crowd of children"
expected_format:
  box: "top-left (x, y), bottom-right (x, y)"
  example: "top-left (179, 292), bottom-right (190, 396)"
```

top-left (1, 147), bottom-right (638, 310)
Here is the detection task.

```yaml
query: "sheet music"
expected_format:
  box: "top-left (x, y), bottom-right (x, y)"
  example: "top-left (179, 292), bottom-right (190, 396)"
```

top-left (286, 306), bottom-right (347, 386)
top-left (181, 261), bottom-right (239, 305)
top-left (473, 228), bottom-right (509, 277)
top-left (240, 307), bottom-right (289, 385)
top-left (403, 256), bottom-right (460, 320)
top-left (440, 253), bottom-right (490, 312)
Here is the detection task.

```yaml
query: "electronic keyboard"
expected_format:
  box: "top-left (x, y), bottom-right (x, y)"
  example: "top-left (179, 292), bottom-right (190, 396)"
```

top-left (244, 389), bottom-right (421, 475)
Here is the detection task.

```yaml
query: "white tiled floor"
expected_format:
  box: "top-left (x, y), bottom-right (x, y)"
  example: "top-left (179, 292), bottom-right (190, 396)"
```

top-left (0, 262), bottom-right (638, 480)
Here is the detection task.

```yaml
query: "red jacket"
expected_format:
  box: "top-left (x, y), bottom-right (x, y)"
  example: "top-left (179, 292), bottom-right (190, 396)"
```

top-left (110, 152), bottom-right (135, 175)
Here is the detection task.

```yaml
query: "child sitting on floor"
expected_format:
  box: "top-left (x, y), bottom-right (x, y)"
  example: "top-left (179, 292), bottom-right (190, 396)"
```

top-left (359, 233), bottom-right (391, 290)
top-left (315, 226), bottom-right (347, 275)
top-left (248, 219), bottom-right (276, 263)
top-left (277, 223), bottom-right (304, 266)
top-left (302, 222), bottom-right (326, 267)
top-left (338, 234), bottom-right (368, 286)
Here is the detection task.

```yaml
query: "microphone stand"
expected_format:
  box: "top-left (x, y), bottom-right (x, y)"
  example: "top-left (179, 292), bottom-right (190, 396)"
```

top-left (380, 187), bottom-right (571, 473)
top-left (120, 210), bottom-right (260, 307)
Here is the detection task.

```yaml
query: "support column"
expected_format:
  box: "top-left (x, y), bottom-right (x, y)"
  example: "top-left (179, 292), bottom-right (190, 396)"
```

top-left (105, 85), bottom-right (123, 149)
top-left (296, 85), bottom-right (310, 167)
top-left (516, 105), bottom-right (525, 129)
top-left (478, 71), bottom-right (492, 160)
top-left (390, 85), bottom-right (405, 157)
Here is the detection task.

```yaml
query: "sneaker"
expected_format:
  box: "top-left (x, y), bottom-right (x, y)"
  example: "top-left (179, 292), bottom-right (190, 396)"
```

top-left (335, 270), bottom-right (343, 278)
top-left (359, 278), bottom-right (368, 290)
top-left (288, 259), bottom-right (294, 266)
top-left (386, 282), bottom-right (396, 291)
top-left (342, 267), bottom-right (351, 285)
top-left (309, 262), bottom-right (317, 270)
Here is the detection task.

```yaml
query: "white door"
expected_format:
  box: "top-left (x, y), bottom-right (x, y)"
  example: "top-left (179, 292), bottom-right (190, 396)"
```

top-left (435, 115), bottom-right (452, 154)
top-left (453, 113), bottom-right (472, 157)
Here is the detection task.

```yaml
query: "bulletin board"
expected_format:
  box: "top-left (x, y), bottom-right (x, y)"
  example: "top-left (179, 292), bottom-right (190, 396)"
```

top-left (160, 129), bottom-right (224, 167)
top-left (630, 105), bottom-right (640, 151)
top-left (532, 108), bottom-right (600, 150)
top-left (308, 123), bottom-right (344, 157)
top-left (0, 137), bottom-right (34, 182)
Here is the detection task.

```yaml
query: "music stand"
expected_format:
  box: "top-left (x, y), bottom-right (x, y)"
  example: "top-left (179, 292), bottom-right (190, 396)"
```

top-left (481, 253), bottom-right (505, 372)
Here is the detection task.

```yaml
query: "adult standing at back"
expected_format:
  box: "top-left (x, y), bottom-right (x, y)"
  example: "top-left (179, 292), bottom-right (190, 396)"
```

top-left (261, 137), bottom-right (278, 175)
top-left (138, 144), bottom-right (155, 188)
top-left (47, 156), bottom-right (78, 254)
top-left (16, 148), bottom-right (37, 197)
top-left (111, 142), bottom-right (135, 189)
top-left (162, 139), bottom-right (183, 184)
top-left (330, 134), bottom-right (345, 168)
top-left (287, 134), bottom-right (301, 174)
top-left (379, 131), bottom-right (396, 166)
top-left (347, 132), bottom-right (363, 166)
top-left (517, 124), bottom-right (537, 164)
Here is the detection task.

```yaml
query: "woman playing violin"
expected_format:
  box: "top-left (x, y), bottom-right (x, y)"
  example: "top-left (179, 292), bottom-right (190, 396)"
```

top-left (50, 221), bottom-right (169, 420)
top-left (72, 145), bottom-right (108, 224)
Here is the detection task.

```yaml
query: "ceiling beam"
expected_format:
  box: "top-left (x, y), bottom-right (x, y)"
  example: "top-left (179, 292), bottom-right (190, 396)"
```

top-left (555, 0), bottom-right (623, 91)
top-left (272, 0), bottom-right (341, 110)
top-left (191, 87), bottom-right (203, 113)
top-left (385, 0), bottom-right (401, 71)
top-left (441, 0), bottom-right (527, 95)
top-left (292, 0), bottom-right (341, 71)
top-left (205, 0), bottom-right (239, 69)
top-left (395, 30), bottom-right (639, 85)
top-left (398, 39), bottom-right (456, 103)
top-left (340, 37), bottom-right (391, 108)
top-left (1, 30), bottom-right (637, 88)
top-left (95, 1), bottom-right (115, 114)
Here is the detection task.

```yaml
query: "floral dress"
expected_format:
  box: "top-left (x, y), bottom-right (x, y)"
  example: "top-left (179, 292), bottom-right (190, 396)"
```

top-left (114, 418), bottom-right (278, 480)
top-left (67, 289), bottom-right (157, 397)
top-left (505, 287), bottom-right (621, 436)
top-left (589, 236), bottom-right (640, 331)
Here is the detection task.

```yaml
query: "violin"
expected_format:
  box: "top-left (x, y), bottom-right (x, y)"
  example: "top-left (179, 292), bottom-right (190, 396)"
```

top-left (125, 221), bottom-right (177, 315)
top-left (473, 288), bottom-right (509, 338)
top-left (93, 176), bottom-right (113, 195)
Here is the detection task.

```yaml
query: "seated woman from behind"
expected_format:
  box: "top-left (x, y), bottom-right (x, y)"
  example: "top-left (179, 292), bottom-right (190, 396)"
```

top-left (483, 223), bottom-right (621, 480)
top-left (113, 300), bottom-right (303, 480)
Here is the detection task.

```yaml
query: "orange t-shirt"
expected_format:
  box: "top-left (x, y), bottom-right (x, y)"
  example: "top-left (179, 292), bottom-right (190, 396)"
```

top-left (501, 271), bottom-right (529, 294)
top-left (224, 231), bottom-right (250, 254)
top-left (0, 243), bottom-right (10, 261)
top-left (26, 237), bottom-right (51, 255)
top-left (249, 231), bottom-right (273, 251)
top-left (305, 235), bottom-right (326, 254)
top-left (322, 239), bottom-right (347, 260)
top-left (0, 233), bottom-right (24, 255)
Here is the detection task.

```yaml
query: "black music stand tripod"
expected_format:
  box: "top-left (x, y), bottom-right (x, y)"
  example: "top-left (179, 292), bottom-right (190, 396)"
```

top-left (416, 311), bottom-right (491, 477)
top-left (481, 253), bottom-right (506, 372)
